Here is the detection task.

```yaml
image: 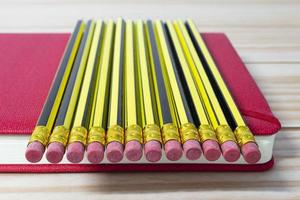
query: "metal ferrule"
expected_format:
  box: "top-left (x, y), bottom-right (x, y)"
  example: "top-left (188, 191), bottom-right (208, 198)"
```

top-left (87, 127), bottom-right (106, 146)
top-left (215, 125), bottom-right (237, 144)
top-left (28, 126), bottom-right (51, 146)
top-left (161, 123), bottom-right (180, 144)
top-left (48, 125), bottom-right (70, 146)
top-left (106, 125), bottom-right (124, 145)
top-left (68, 126), bottom-right (88, 145)
top-left (180, 122), bottom-right (199, 144)
top-left (125, 124), bottom-right (143, 144)
top-left (143, 124), bottom-right (162, 144)
top-left (234, 126), bottom-right (256, 147)
top-left (198, 124), bottom-right (218, 143)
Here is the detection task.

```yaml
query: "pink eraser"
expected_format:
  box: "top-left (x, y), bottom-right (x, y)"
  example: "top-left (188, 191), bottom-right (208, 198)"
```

top-left (241, 142), bottom-right (261, 164)
top-left (183, 140), bottom-right (202, 160)
top-left (86, 142), bottom-right (105, 164)
top-left (66, 142), bottom-right (85, 163)
top-left (25, 141), bottom-right (45, 163)
top-left (164, 140), bottom-right (183, 161)
top-left (202, 140), bottom-right (221, 161)
top-left (144, 140), bottom-right (162, 162)
top-left (106, 141), bottom-right (124, 163)
top-left (125, 140), bottom-right (143, 161)
top-left (46, 142), bottom-right (65, 163)
top-left (221, 141), bottom-right (241, 162)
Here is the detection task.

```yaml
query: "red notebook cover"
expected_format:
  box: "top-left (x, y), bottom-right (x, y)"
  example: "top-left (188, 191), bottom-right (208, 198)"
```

top-left (0, 33), bottom-right (281, 172)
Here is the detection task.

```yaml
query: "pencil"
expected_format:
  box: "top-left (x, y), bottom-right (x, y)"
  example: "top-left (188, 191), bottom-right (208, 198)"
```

top-left (82, 21), bottom-right (105, 164)
top-left (46, 20), bottom-right (95, 163)
top-left (172, 20), bottom-right (222, 161)
top-left (106, 19), bottom-right (125, 163)
top-left (167, 20), bottom-right (222, 161)
top-left (46, 20), bottom-right (94, 163)
top-left (120, 20), bottom-right (143, 162)
top-left (181, 20), bottom-right (239, 162)
top-left (68, 20), bottom-right (105, 164)
top-left (87, 20), bottom-right (115, 163)
top-left (162, 21), bottom-right (203, 161)
top-left (146, 21), bottom-right (182, 161)
top-left (135, 20), bottom-right (162, 162)
top-left (186, 19), bottom-right (261, 163)
top-left (25, 21), bottom-right (85, 163)
top-left (154, 20), bottom-right (202, 161)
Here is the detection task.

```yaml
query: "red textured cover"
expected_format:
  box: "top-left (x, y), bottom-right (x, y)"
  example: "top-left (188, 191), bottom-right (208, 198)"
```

top-left (0, 33), bottom-right (280, 172)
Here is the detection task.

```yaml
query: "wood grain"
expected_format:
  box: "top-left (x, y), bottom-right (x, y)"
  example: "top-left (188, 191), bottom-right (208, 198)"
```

top-left (0, 0), bottom-right (299, 199)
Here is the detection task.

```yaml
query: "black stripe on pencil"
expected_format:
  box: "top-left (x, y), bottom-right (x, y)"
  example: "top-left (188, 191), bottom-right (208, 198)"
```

top-left (43, 21), bottom-right (92, 164)
top-left (146, 20), bottom-right (173, 124)
top-left (82, 25), bottom-right (105, 129)
top-left (114, 20), bottom-right (126, 127)
top-left (157, 21), bottom-right (202, 161)
top-left (54, 21), bottom-right (92, 126)
top-left (163, 23), bottom-right (195, 125)
top-left (37, 21), bottom-right (83, 126)
top-left (185, 20), bottom-right (261, 164)
top-left (184, 23), bottom-right (235, 129)
top-left (25, 21), bottom-right (84, 163)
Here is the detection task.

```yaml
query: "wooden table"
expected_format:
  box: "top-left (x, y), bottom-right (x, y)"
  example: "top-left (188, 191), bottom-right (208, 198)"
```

top-left (0, 0), bottom-right (299, 199)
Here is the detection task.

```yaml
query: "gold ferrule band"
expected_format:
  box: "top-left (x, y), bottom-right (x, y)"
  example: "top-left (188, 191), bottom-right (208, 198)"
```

top-left (143, 124), bottom-right (162, 144)
top-left (87, 127), bottom-right (106, 146)
top-left (215, 125), bottom-right (237, 144)
top-left (125, 124), bottom-right (143, 144)
top-left (28, 126), bottom-right (50, 146)
top-left (161, 123), bottom-right (180, 144)
top-left (180, 122), bottom-right (199, 144)
top-left (106, 125), bottom-right (124, 145)
top-left (48, 125), bottom-right (70, 146)
top-left (68, 126), bottom-right (88, 145)
top-left (198, 124), bottom-right (218, 143)
top-left (234, 126), bottom-right (256, 147)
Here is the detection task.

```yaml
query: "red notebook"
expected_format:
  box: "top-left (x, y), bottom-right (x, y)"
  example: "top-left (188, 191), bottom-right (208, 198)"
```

top-left (0, 33), bottom-right (281, 172)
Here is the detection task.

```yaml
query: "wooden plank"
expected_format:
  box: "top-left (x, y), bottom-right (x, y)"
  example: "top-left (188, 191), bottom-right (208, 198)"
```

top-left (1, 0), bottom-right (300, 4)
top-left (0, 3), bottom-right (298, 31)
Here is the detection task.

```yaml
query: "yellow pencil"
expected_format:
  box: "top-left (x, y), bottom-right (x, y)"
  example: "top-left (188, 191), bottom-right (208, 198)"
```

top-left (45, 21), bottom-right (95, 164)
top-left (180, 20), bottom-right (240, 162)
top-left (105, 19), bottom-right (126, 163)
top-left (186, 19), bottom-right (261, 163)
top-left (136, 20), bottom-right (163, 162)
top-left (82, 20), bottom-right (115, 164)
top-left (121, 20), bottom-right (144, 161)
top-left (167, 20), bottom-right (222, 161)
top-left (146, 20), bottom-right (182, 161)
top-left (70, 20), bottom-right (106, 164)
top-left (54, 20), bottom-right (95, 164)
top-left (154, 20), bottom-right (203, 161)
top-left (25, 20), bottom-right (85, 163)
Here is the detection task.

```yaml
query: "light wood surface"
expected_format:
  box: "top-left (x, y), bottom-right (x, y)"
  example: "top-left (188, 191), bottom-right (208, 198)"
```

top-left (0, 0), bottom-right (299, 199)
